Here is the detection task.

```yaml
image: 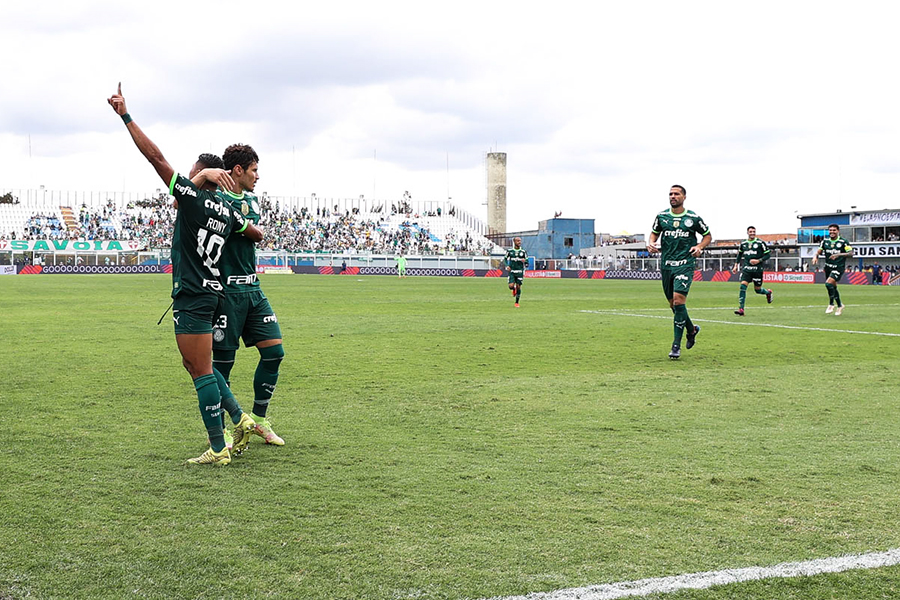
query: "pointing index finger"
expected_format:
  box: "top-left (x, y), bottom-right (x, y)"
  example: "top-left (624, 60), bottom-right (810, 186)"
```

top-left (117, 82), bottom-right (122, 95)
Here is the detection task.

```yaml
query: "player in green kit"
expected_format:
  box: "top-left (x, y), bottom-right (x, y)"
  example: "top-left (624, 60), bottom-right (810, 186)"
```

top-left (108, 84), bottom-right (263, 466)
top-left (205, 144), bottom-right (286, 447)
top-left (647, 185), bottom-right (711, 359)
top-left (505, 237), bottom-right (527, 307)
top-left (811, 224), bottom-right (853, 315)
top-left (732, 226), bottom-right (773, 316)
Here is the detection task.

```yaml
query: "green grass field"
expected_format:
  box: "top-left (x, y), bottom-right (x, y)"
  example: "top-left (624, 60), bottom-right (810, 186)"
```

top-left (1, 274), bottom-right (899, 599)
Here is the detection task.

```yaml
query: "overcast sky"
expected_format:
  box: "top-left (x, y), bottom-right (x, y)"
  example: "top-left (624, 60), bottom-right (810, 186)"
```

top-left (3, 1), bottom-right (900, 239)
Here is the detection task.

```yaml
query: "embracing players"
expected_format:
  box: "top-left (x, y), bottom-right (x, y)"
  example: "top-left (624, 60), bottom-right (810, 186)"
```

top-left (108, 84), bottom-right (262, 466)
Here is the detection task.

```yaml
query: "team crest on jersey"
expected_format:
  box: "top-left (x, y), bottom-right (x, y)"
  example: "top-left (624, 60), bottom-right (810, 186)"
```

top-left (673, 220), bottom-right (680, 228)
top-left (213, 328), bottom-right (225, 343)
top-left (241, 201), bottom-right (250, 216)
top-left (684, 218), bottom-right (693, 227)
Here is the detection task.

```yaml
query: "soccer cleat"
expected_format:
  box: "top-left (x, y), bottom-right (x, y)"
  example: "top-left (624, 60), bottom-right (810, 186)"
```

top-left (686, 325), bottom-right (700, 349)
top-left (186, 447), bottom-right (231, 466)
top-left (251, 417), bottom-right (285, 446)
top-left (825, 305), bottom-right (835, 314)
top-left (231, 413), bottom-right (256, 455)
top-left (668, 344), bottom-right (681, 360)
top-left (766, 290), bottom-right (773, 304)
top-left (835, 305), bottom-right (843, 316)
top-left (514, 302), bottom-right (520, 307)
top-left (734, 308), bottom-right (745, 316)
top-left (511, 288), bottom-right (516, 297)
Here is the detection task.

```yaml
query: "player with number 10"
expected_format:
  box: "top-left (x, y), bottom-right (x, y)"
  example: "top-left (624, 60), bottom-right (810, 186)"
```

top-left (107, 83), bottom-right (264, 466)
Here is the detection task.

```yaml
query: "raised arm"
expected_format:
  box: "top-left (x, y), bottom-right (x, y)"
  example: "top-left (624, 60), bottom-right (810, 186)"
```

top-left (107, 83), bottom-right (174, 185)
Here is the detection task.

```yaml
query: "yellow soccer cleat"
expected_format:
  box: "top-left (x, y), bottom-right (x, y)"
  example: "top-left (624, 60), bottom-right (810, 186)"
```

top-left (187, 447), bottom-right (231, 466)
top-left (231, 413), bottom-right (256, 455)
top-left (251, 417), bottom-right (285, 446)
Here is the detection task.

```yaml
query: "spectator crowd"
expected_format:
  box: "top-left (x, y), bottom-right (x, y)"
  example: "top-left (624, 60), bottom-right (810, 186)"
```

top-left (2, 195), bottom-right (495, 256)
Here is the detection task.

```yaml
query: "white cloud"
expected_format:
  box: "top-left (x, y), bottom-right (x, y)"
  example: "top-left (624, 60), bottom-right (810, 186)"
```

top-left (3, 0), bottom-right (900, 239)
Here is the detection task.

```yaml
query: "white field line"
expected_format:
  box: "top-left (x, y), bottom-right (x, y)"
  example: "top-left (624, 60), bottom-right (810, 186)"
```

top-left (580, 310), bottom-right (900, 337)
top-left (480, 548), bottom-right (900, 600)
top-left (594, 303), bottom-right (900, 312)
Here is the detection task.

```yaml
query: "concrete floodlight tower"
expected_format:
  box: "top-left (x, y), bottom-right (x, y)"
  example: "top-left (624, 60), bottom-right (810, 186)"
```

top-left (486, 152), bottom-right (507, 234)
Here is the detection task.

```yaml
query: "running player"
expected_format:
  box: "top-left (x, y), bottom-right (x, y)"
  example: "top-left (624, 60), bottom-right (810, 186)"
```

top-left (505, 237), bottom-right (527, 307)
top-left (108, 83), bottom-right (262, 466)
top-left (811, 224), bottom-right (853, 315)
top-left (208, 144), bottom-right (286, 447)
top-left (646, 185), bottom-right (711, 359)
top-left (732, 226), bottom-right (773, 316)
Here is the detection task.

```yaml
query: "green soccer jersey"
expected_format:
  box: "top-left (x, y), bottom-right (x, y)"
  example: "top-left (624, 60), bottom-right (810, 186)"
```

top-left (819, 237), bottom-right (852, 270)
top-left (651, 209), bottom-right (710, 269)
top-left (505, 247), bottom-right (527, 275)
top-left (217, 189), bottom-right (262, 294)
top-left (737, 238), bottom-right (770, 269)
top-left (168, 173), bottom-right (248, 298)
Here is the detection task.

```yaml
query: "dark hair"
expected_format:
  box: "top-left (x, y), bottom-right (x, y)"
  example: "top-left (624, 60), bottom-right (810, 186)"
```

top-left (223, 144), bottom-right (259, 171)
top-left (197, 153), bottom-right (225, 170)
top-left (828, 223), bottom-right (840, 230)
top-left (747, 225), bottom-right (756, 231)
top-left (671, 184), bottom-right (686, 195)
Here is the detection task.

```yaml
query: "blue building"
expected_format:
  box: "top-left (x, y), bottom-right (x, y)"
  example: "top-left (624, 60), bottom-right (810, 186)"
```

top-left (498, 218), bottom-right (595, 259)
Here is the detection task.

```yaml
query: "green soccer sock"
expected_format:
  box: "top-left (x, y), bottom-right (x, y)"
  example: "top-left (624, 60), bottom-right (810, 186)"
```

top-left (673, 304), bottom-right (688, 344)
top-left (195, 374), bottom-right (225, 452)
top-left (515, 285), bottom-right (521, 302)
top-left (833, 286), bottom-right (842, 307)
top-left (213, 367), bottom-right (243, 425)
top-left (825, 283), bottom-right (836, 304)
top-left (739, 284), bottom-right (747, 309)
top-left (212, 349), bottom-right (236, 385)
top-left (253, 344), bottom-right (284, 419)
top-left (755, 287), bottom-right (769, 295)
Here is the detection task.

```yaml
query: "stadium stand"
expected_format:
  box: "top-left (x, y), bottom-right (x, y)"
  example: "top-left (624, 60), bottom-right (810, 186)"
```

top-left (0, 190), bottom-right (501, 255)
